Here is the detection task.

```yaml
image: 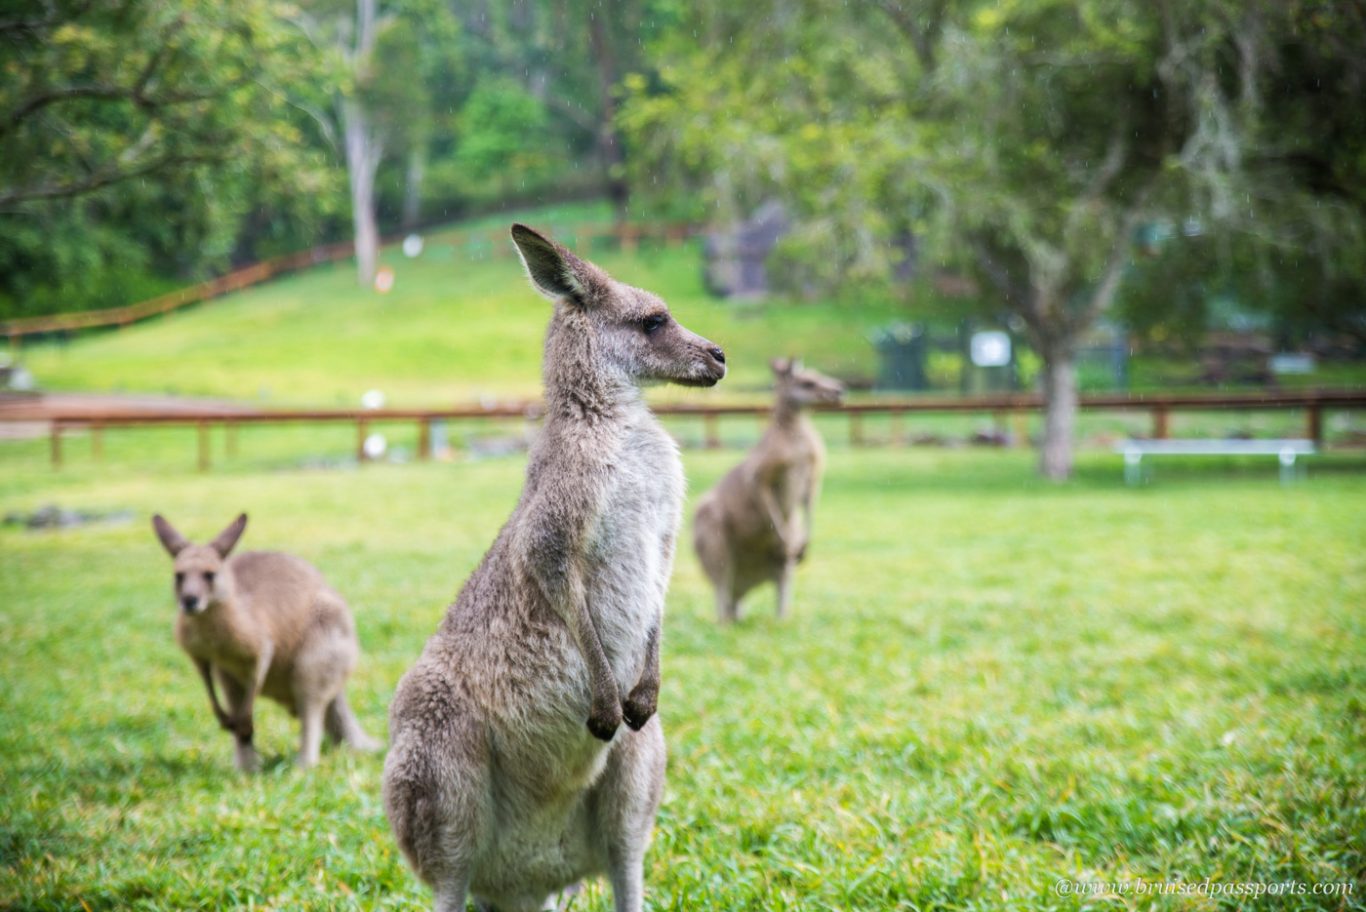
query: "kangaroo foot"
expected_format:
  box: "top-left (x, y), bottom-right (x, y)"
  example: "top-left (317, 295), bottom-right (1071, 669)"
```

top-left (234, 739), bottom-right (261, 773)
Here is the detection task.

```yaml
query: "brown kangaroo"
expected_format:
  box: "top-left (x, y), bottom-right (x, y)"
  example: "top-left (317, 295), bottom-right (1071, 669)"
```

top-left (382, 224), bottom-right (726, 912)
top-left (693, 358), bottom-right (844, 622)
top-left (152, 513), bottom-right (378, 771)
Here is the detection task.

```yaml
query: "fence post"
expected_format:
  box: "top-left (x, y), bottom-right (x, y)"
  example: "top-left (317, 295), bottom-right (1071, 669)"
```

top-left (703, 413), bottom-right (720, 449)
top-left (1306, 405), bottom-right (1323, 446)
top-left (1152, 406), bottom-right (1170, 440)
top-left (225, 421), bottom-right (238, 458)
top-left (197, 421), bottom-right (210, 472)
top-left (91, 423), bottom-right (104, 460)
top-left (50, 422), bottom-right (62, 469)
top-left (890, 411), bottom-right (905, 446)
top-left (849, 412), bottom-right (865, 447)
top-left (357, 418), bottom-right (369, 463)
top-left (418, 418), bottom-right (431, 461)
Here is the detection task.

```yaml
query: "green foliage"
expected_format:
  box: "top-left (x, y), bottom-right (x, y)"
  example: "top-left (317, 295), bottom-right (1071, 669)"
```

top-left (0, 0), bottom-right (333, 315)
top-left (1119, 229), bottom-right (1366, 352)
top-left (622, 0), bottom-right (1366, 345)
top-left (0, 208), bottom-right (171, 320)
top-left (1, 443), bottom-right (1363, 908)
top-left (446, 78), bottom-right (559, 201)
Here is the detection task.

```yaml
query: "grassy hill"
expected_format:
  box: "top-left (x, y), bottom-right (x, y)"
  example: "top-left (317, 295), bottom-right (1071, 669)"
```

top-left (17, 202), bottom-right (904, 408)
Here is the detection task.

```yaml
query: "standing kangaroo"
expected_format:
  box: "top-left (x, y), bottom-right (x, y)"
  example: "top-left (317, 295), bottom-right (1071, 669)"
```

top-left (152, 513), bottom-right (378, 771)
top-left (693, 358), bottom-right (843, 622)
top-left (383, 224), bottom-right (726, 912)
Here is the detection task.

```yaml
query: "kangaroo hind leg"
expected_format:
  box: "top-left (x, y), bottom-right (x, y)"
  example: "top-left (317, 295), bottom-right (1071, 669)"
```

top-left (326, 692), bottom-right (381, 751)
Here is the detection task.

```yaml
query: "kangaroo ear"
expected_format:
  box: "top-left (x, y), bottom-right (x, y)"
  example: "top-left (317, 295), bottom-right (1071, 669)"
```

top-left (510, 224), bottom-right (604, 305)
top-left (209, 513), bottom-right (248, 558)
top-left (770, 357), bottom-right (793, 377)
top-left (152, 514), bottom-right (190, 557)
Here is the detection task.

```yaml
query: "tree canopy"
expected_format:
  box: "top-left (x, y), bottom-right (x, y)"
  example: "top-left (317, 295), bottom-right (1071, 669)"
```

top-left (621, 0), bottom-right (1366, 475)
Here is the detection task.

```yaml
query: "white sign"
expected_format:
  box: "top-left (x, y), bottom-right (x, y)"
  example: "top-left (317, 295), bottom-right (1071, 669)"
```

top-left (970, 331), bottom-right (1011, 367)
top-left (402, 234), bottom-right (424, 258)
top-left (1270, 353), bottom-right (1315, 375)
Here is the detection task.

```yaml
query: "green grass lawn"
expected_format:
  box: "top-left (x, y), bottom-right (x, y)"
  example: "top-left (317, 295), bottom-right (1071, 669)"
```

top-left (2, 436), bottom-right (1363, 910)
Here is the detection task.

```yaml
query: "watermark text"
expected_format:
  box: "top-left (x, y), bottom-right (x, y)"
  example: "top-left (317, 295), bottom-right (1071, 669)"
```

top-left (1053, 878), bottom-right (1354, 899)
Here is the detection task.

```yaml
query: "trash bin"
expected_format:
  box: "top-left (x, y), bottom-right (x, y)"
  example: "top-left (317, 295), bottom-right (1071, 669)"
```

top-left (872, 323), bottom-right (929, 391)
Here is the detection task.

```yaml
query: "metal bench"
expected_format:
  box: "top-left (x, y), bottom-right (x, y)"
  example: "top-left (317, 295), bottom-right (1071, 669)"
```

top-left (1116, 438), bottom-right (1317, 485)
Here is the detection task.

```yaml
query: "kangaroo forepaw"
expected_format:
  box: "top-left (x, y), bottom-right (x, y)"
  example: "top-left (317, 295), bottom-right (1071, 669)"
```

top-left (621, 689), bottom-right (657, 731)
top-left (586, 702), bottom-right (622, 741)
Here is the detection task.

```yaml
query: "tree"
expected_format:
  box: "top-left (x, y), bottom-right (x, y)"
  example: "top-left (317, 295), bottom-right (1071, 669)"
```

top-left (293, 0), bottom-right (454, 286)
top-left (0, 0), bottom-right (329, 317)
top-left (293, 0), bottom-right (386, 286)
top-left (437, 0), bottom-right (665, 221)
top-left (341, 0), bottom-right (383, 286)
top-left (623, 0), bottom-right (1366, 478)
top-left (0, 0), bottom-right (312, 206)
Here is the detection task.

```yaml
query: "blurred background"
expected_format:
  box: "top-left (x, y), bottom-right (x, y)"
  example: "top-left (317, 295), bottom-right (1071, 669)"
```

top-left (2, 0), bottom-right (1364, 478)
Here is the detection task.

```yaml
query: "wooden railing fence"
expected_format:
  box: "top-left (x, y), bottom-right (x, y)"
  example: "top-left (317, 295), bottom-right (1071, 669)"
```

top-left (7, 389), bottom-right (1362, 471)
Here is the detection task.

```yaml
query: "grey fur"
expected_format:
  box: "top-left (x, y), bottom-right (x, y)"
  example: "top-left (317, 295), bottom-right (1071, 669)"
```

top-left (383, 224), bottom-right (726, 912)
top-left (151, 512), bottom-right (380, 771)
top-left (693, 358), bottom-right (844, 622)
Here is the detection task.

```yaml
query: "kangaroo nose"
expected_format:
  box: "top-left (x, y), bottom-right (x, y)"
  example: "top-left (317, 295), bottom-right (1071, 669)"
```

top-left (181, 595), bottom-right (199, 613)
top-left (709, 346), bottom-right (726, 364)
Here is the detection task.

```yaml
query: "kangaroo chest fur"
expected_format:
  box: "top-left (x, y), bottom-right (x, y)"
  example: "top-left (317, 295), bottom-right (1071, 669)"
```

top-left (768, 423), bottom-right (823, 511)
top-left (584, 408), bottom-right (683, 687)
top-left (492, 405), bottom-right (681, 754)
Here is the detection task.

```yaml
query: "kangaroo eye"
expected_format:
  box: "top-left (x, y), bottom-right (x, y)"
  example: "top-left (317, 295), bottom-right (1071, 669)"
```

top-left (641, 314), bottom-right (667, 335)
top-left (175, 572), bottom-right (184, 586)
top-left (205, 572), bottom-right (215, 585)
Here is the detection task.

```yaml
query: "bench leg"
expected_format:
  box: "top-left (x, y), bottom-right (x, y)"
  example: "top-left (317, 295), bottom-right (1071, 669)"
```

top-left (1124, 452), bottom-right (1142, 486)
top-left (1278, 449), bottom-right (1296, 485)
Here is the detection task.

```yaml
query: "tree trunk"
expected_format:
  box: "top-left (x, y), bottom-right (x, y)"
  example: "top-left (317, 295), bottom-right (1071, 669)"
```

top-left (586, 8), bottom-right (629, 221)
top-left (343, 97), bottom-right (381, 287)
top-left (342, 0), bottom-right (381, 287)
top-left (1039, 346), bottom-right (1078, 480)
top-left (401, 144), bottom-right (425, 232)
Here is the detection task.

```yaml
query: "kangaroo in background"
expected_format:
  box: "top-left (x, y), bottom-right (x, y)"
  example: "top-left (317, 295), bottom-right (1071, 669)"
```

top-left (152, 513), bottom-right (379, 771)
top-left (694, 358), bottom-right (844, 622)
top-left (383, 224), bottom-right (726, 912)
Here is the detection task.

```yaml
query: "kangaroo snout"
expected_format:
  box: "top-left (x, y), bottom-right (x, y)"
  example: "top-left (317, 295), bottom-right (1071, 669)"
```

top-left (685, 339), bottom-right (727, 387)
top-left (181, 594), bottom-right (202, 614)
